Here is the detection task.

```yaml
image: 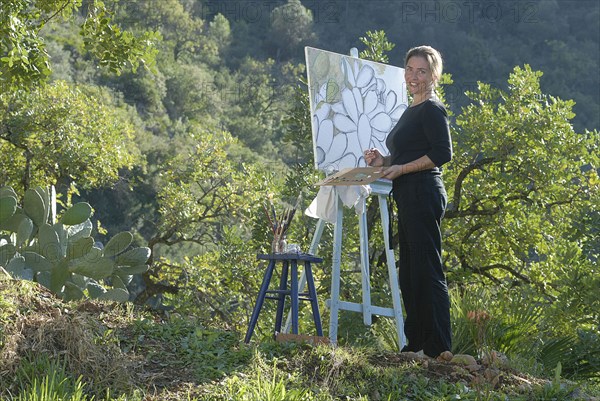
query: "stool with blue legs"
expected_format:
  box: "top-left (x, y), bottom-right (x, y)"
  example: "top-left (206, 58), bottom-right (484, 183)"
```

top-left (244, 253), bottom-right (323, 343)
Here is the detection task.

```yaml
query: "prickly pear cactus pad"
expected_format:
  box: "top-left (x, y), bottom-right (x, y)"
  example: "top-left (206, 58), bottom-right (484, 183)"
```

top-left (0, 186), bottom-right (150, 302)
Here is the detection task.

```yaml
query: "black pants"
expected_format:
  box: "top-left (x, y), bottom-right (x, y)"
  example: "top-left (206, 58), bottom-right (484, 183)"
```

top-left (392, 171), bottom-right (451, 357)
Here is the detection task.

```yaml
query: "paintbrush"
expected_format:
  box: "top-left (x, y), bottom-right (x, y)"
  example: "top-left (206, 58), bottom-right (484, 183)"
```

top-left (263, 203), bottom-right (276, 233)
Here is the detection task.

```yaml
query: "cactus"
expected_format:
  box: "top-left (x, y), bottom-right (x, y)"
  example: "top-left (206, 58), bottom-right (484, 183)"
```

top-left (0, 186), bottom-right (150, 302)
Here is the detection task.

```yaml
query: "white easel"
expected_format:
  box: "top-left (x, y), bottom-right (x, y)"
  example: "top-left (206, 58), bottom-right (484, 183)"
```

top-left (283, 47), bottom-right (406, 348)
top-left (284, 179), bottom-right (405, 349)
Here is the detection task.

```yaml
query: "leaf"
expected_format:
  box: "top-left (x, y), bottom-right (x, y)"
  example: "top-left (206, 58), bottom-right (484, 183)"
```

top-left (70, 273), bottom-right (88, 289)
top-left (0, 244), bottom-right (17, 267)
top-left (23, 188), bottom-right (47, 226)
top-left (36, 271), bottom-right (51, 289)
top-left (0, 187), bottom-right (18, 199)
top-left (67, 220), bottom-right (93, 243)
top-left (53, 223), bottom-right (68, 258)
top-left (97, 287), bottom-right (129, 303)
top-left (87, 280), bottom-right (106, 298)
top-left (115, 247), bottom-right (151, 266)
top-left (63, 282), bottom-right (85, 301)
top-left (113, 270), bottom-right (133, 285)
top-left (60, 202), bottom-right (93, 225)
top-left (50, 261), bottom-right (70, 294)
top-left (66, 237), bottom-right (94, 261)
top-left (0, 196), bottom-right (17, 223)
top-left (111, 274), bottom-right (127, 289)
top-left (538, 336), bottom-right (577, 371)
top-left (6, 256), bottom-right (34, 280)
top-left (33, 186), bottom-right (51, 226)
top-left (103, 231), bottom-right (133, 257)
top-left (16, 215), bottom-right (34, 247)
top-left (0, 213), bottom-right (31, 233)
top-left (39, 224), bottom-right (62, 262)
top-left (69, 251), bottom-right (115, 280)
top-left (22, 251), bottom-right (53, 272)
top-left (117, 264), bottom-right (148, 275)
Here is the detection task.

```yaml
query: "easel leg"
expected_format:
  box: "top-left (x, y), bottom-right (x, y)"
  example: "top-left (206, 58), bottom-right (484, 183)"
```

top-left (308, 218), bottom-right (327, 255)
top-left (358, 197), bottom-right (372, 325)
top-left (328, 192), bottom-right (344, 345)
top-left (378, 194), bottom-right (405, 349)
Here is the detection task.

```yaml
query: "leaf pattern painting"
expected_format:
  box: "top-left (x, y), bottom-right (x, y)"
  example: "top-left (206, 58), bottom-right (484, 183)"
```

top-left (306, 47), bottom-right (408, 172)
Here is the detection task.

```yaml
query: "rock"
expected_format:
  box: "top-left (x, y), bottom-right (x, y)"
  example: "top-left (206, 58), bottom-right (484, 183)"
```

top-left (466, 364), bottom-right (481, 373)
top-left (484, 367), bottom-right (501, 388)
top-left (512, 375), bottom-right (533, 392)
top-left (481, 350), bottom-right (509, 367)
top-left (428, 362), bottom-right (456, 376)
top-left (451, 353), bottom-right (478, 366)
top-left (403, 351), bottom-right (425, 359)
top-left (451, 354), bottom-right (481, 374)
top-left (470, 374), bottom-right (485, 387)
top-left (569, 388), bottom-right (599, 401)
top-left (437, 350), bottom-right (454, 362)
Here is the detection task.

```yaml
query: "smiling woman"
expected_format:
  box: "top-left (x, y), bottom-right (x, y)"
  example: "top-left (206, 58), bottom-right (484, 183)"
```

top-left (364, 45), bottom-right (453, 359)
top-left (404, 54), bottom-right (439, 106)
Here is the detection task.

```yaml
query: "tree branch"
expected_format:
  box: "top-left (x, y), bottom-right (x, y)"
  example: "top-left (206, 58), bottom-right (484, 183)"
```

top-left (41, 0), bottom-right (75, 25)
top-left (477, 263), bottom-right (532, 284)
top-left (445, 206), bottom-right (500, 219)
top-left (449, 156), bottom-right (497, 214)
top-left (459, 255), bottom-right (502, 284)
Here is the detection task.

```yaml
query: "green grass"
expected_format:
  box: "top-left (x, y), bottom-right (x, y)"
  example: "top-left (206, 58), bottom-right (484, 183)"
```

top-left (1, 275), bottom-right (599, 400)
top-left (3, 319), bottom-right (600, 400)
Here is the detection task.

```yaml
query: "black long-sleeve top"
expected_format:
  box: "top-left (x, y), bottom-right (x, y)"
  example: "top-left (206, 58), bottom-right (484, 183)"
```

top-left (385, 98), bottom-right (452, 173)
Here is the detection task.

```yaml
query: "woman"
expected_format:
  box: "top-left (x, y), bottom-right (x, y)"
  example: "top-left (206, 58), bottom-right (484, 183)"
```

top-left (364, 45), bottom-right (452, 358)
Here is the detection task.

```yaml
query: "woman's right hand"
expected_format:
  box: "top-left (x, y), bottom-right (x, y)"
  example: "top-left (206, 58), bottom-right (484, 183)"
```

top-left (364, 148), bottom-right (385, 167)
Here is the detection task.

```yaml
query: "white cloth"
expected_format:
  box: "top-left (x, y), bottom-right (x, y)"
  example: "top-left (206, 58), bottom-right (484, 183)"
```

top-left (305, 185), bottom-right (372, 223)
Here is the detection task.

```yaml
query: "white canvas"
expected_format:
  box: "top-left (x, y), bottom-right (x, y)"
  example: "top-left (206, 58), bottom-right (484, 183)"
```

top-left (305, 46), bottom-right (408, 172)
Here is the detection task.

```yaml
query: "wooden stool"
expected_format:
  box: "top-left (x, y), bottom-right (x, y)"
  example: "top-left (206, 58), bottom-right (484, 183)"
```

top-left (244, 253), bottom-right (323, 343)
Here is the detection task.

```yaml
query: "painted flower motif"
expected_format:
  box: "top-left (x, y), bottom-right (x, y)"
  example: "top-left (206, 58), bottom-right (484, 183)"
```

top-left (314, 57), bottom-right (407, 172)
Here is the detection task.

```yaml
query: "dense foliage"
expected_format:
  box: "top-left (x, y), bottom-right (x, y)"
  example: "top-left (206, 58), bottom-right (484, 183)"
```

top-left (0, 0), bottom-right (158, 90)
top-left (0, 82), bottom-right (141, 193)
top-left (0, 0), bottom-right (598, 397)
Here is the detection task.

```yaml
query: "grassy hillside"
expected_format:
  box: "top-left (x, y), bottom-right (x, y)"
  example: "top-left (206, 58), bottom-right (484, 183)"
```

top-left (1, 273), bottom-right (598, 400)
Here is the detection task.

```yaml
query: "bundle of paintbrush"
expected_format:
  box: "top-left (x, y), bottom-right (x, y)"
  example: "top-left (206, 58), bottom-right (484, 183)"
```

top-left (263, 196), bottom-right (301, 253)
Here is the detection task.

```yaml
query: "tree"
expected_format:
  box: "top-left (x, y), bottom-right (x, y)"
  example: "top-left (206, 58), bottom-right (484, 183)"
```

top-left (0, 0), bottom-right (158, 91)
top-left (162, 62), bottom-right (223, 125)
top-left (135, 128), bottom-right (273, 304)
top-left (0, 81), bottom-right (142, 193)
top-left (358, 30), bottom-right (395, 64)
top-left (112, 0), bottom-right (200, 63)
top-left (442, 65), bottom-right (599, 291)
top-left (269, 0), bottom-right (317, 59)
top-left (222, 57), bottom-right (300, 155)
top-left (200, 13), bottom-right (232, 66)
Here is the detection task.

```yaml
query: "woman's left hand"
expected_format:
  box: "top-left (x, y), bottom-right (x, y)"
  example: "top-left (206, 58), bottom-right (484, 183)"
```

top-left (381, 164), bottom-right (406, 180)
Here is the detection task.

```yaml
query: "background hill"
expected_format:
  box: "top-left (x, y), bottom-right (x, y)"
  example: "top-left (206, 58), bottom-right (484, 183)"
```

top-left (32, 0), bottom-right (599, 247)
top-left (179, 0), bottom-right (600, 131)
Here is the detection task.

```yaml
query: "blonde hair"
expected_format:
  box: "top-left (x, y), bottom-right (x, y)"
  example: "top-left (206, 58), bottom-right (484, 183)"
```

top-left (404, 46), bottom-right (443, 83)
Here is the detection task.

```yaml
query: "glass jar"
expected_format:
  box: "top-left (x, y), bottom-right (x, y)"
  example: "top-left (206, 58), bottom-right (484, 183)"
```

top-left (271, 235), bottom-right (286, 254)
